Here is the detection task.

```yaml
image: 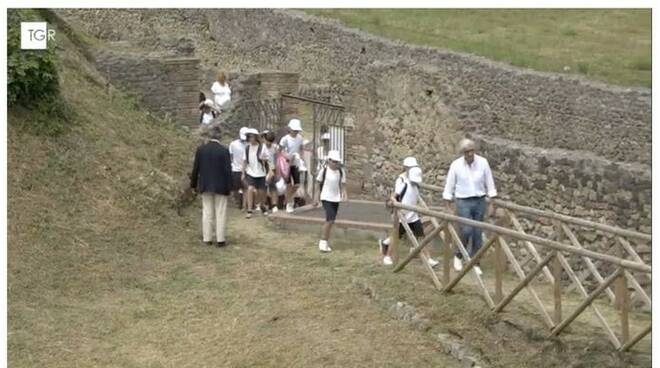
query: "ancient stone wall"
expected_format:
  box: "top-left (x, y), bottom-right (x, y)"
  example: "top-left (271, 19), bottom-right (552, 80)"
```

top-left (58, 9), bottom-right (652, 237)
top-left (92, 47), bottom-right (200, 126)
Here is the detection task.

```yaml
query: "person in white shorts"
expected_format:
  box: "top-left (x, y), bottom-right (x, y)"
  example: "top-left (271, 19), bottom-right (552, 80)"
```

top-left (314, 150), bottom-right (347, 253)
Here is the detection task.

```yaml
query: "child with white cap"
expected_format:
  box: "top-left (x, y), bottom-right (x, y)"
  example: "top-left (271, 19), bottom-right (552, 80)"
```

top-left (314, 150), bottom-right (347, 253)
top-left (379, 159), bottom-right (439, 267)
top-left (229, 127), bottom-right (248, 209)
top-left (242, 128), bottom-right (269, 218)
top-left (279, 118), bottom-right (307, 213)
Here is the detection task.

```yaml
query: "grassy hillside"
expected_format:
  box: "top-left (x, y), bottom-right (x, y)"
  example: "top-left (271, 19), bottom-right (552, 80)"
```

top-left (305, 9), bottom-right (652, 87)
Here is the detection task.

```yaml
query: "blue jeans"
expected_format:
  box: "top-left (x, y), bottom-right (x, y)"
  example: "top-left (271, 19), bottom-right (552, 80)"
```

top-left (455, 197), bottom-right (487, 259)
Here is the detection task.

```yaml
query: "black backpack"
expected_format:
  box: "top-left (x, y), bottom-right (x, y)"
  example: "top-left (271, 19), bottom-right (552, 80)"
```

top-left (319, 165), bottom-right (344, 193)
top-left (246, 144), bottom-right (268, 172)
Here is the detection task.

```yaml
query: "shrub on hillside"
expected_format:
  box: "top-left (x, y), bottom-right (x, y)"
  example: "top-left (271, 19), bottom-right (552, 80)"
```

top-left (8, 9), bottom-right (72, 135)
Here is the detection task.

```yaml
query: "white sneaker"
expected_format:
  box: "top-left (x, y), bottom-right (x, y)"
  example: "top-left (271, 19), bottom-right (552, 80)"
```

top-left (383, 256), bottom-right (393, 266)
top-left (319, 240), bottom-right (332, 252)
top-left (474, 266), bottom-right (483, 276)
top-left (255, 206), bottom-right (262, 213)
top-left (453, 256), bottom-right (463, 271)
top-left (427, 258), bottom-right (439, 268)
top-left (271, 206), bottom-right (279, 213)
top-left (286, 203), bottom-right (294, 213)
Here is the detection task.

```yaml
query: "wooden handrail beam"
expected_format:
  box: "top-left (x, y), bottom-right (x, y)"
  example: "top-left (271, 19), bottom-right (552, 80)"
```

top-left (389, 202), bottom-right (651, 273)
top-left (417, 182), bottom-right (651, 242)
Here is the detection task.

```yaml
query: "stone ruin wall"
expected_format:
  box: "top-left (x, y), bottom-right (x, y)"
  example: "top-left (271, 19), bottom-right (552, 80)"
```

top-left (91, 46), bottom-right (200, 127)
top-left (57, 9), bottom-right (652, 261)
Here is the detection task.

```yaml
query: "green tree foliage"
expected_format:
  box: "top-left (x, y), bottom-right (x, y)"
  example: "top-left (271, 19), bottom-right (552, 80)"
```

top-left (8, 9), bottom-right (72, 135)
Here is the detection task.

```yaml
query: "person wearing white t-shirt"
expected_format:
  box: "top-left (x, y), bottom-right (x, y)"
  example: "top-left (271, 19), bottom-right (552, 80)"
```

top-left (443, 138), bottom-right (497, 275)
top-left (380, 160), bottom-right (439, 268)
top-left (314, 150), bottom-right (347, 253)
top-left (261, 130), bottom-right (281, 213)
top-left (242, 129), bottom-right (268, 218)
top-left (279, 118), bottom-right (308, 213)
top-left (229, 127), bottom-right (248, 209)
top-left (211, 72), bottom-right (231, 110)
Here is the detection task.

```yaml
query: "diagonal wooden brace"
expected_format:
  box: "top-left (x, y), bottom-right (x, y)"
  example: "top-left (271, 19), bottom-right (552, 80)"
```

top-left (443, 234), bottom-right (498, 293)
top-left (494, 251), bottom-right (555, 313)
top-left (398, 213), bottom-right (443, 290)
top-left (393, 222), bottom-right (444, 273)
top-left (551, 267), bottom-right (623, 340)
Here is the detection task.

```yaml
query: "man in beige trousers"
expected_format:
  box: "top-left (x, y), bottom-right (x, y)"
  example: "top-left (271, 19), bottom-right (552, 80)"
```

top-left (190, 126), bottom-right (233, 247)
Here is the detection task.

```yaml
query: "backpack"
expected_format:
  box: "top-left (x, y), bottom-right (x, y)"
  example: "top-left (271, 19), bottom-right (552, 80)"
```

top-left (319, 164), bottom-right (344, 193)
top-left (246, 144), bottom-right (268, 172)
top-left (395, 180), bottom-right (408, 202)
top-left (276, 154), bottom-right (290, 181)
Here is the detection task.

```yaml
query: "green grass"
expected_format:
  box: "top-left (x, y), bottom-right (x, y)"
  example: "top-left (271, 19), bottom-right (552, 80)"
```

top-left (304, 9), bottom-right (651, 87)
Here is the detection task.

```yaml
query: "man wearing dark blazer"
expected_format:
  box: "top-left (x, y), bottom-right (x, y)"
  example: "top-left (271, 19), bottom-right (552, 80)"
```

top-left (191, 126), bottom-right (233, 247)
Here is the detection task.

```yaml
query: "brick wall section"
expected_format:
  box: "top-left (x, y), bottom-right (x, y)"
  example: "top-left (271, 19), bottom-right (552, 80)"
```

top-left (92, 48), bottom-right (200, 126)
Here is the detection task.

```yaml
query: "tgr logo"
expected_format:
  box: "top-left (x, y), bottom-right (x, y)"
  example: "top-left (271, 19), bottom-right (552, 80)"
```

top-left (21, 22), bottom-right (55, 50)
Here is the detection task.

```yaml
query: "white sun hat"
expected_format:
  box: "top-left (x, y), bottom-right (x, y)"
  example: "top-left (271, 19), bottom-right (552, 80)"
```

top-left (288, 118), bottom-right (303, 131)
top-left (408, 167), bottom-right (423, 184)
top-left (239, 127), bottom-right (248, 140)
top-left (245, 128), bottom-right (259, 136)
top-left (403, 156), bottom-right (418, 168)
top-left (328, 150), bottom-right (342, 163)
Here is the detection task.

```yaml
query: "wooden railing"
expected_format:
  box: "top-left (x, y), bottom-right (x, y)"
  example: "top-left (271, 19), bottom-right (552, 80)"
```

top-left (389, 183), bottom-right (651, 352)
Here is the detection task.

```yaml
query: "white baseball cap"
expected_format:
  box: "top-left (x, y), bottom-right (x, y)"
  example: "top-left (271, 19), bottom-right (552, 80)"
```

top-left (288, 118), bottom-right (303, 131)
top-left (408, 167), bottom-right (423, 183)
top-left (321, 132), bottom-right (331, 140)
top-left (239, 127), bottom-right (248, 140)
top-left (327, 150), bottom-right (342, 163)
top-left (403, 157), bottom-right (418, 168)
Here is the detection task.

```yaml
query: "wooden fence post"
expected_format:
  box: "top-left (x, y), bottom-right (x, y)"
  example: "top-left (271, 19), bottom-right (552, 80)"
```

top-left (552, 250), bottom-right (562, 325)
top-left (390, 209), bottom-right (400, 264)
top-left (494, 236), bottom-right (504, 304)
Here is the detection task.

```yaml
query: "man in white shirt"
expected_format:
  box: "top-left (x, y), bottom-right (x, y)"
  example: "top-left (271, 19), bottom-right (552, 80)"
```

top-left (314, 150), bottom-right (347, 253)
top-left (443, 138), bottom-right (497, 275)
top-left (242, 128), bottom-right (268, 218)
top-left (229, 127), bottom-right (248, 209)
top-left (380, 162), bottom-right (439, 268)
top-left (279, 118), bottom-right (308, 213)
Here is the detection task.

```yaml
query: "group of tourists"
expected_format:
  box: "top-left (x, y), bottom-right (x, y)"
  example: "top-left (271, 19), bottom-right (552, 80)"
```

top-left (190, 118), bottom-right (345, 250)
top-left (190, 116), bottom-right (497, 274)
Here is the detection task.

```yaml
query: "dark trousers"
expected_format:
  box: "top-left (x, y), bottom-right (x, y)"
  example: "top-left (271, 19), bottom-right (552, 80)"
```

top-left (455, 196), bottom-right (486, 259)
